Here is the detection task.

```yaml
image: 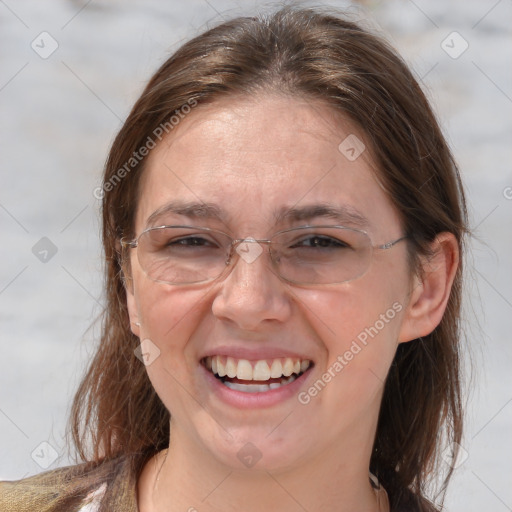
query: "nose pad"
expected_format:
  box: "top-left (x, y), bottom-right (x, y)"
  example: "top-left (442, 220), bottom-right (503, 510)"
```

top-left (225, 238), bottom-right (267, 267)
top-left (234, 238), bottom-right (264, 265)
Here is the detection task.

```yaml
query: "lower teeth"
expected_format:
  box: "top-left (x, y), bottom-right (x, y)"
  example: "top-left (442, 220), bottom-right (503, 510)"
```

top-left (222, 374), bottom-right (298, 393)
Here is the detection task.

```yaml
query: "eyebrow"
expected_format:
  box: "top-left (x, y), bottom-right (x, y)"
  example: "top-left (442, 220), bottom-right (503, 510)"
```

top-left (145, 200), bottom-right (370, 230)
top-left (145, 200), bottom-right (225, 228)
top-left (274, 203), bottom-right (370, 229)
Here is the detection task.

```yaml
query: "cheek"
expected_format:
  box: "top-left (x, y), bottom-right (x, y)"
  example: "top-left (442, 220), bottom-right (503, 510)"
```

top-left (302, 283), bottom-right (402, 346)
top-left (297, 285), bottom-right (405, 425)
top-left (133, 281), bottom-right (214, 415)
top-left (296, 273), bottom-right (406, 381)
top-left (135, 279), bottom-right (209, 369)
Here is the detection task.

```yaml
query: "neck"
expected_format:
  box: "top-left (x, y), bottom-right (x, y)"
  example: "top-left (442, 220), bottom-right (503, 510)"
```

top-left (138, 421), bottom-right (381, 512)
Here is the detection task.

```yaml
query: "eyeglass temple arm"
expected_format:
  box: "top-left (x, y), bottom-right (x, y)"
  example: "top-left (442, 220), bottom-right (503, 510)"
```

top-left (120, 237), bottom-right (138, 249)
top-left (376, 236), bottom-right (408, 250)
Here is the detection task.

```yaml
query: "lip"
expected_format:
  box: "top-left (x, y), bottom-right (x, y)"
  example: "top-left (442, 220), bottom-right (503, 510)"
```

top-left (199, 360), bottom-right (314, 409)
top-left (199, 345), bottom-right (313, 362)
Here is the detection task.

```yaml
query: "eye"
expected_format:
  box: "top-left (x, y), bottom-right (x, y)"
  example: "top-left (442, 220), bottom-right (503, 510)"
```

top-left (292, 235), bottom-right (350, 249)
top-left (168, 236), bottom-right (215, 247)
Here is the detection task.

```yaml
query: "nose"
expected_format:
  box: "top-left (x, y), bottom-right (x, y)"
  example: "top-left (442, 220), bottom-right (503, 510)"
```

top-left (211, 239), bottom-right (292, 330)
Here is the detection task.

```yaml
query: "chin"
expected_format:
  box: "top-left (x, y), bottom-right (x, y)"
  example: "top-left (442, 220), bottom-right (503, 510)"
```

top-left (196, 421), bottom-right (311, 474)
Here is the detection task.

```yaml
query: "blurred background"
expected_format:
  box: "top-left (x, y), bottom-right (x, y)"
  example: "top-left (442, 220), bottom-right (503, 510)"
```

top-left (1, 0), bottom-right (511, 509)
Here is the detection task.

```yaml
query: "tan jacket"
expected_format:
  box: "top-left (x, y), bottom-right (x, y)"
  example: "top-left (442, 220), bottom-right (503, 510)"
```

top-left (0, 454), bottom-right (139, 512)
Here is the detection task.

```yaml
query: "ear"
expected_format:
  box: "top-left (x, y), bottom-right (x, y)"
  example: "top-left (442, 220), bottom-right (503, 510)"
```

top-left (123, 261), bottom-right (141, 338)
top-left (398, 232), bottom-right (459, 343)
top-left (126, 284), bottom-right (141, 338)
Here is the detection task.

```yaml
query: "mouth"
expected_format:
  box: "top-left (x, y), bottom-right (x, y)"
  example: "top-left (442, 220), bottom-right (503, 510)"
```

top-left (201, 355), bottom-right (313, 393)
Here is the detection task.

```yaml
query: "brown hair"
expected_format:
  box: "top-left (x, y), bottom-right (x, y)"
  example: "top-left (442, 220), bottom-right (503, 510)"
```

top-left (70, 6), bottom-right (467, 510)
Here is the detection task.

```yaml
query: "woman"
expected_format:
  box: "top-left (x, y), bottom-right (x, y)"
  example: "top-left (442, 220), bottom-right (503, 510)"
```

top-left (0, 6), bottom-right (467, 512)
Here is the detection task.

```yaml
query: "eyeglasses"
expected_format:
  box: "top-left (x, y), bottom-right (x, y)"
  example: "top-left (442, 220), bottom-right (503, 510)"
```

top-left (120, 225), bottom-right (407, 286)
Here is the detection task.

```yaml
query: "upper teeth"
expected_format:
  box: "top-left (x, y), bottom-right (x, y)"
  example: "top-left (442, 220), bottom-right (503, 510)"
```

top-left (204, 356), bottom-right (311, 381)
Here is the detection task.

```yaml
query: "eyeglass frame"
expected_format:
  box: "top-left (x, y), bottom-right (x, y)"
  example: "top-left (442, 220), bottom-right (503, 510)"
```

top-left (120, 224), bottom-right (408, 286)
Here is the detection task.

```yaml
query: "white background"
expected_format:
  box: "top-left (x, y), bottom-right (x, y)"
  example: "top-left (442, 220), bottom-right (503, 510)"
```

top-left (1, 0), bottom-right (511, 510)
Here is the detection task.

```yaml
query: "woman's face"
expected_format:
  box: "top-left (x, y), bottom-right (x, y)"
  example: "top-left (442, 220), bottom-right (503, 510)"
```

top-left (127, 95), bottom-right (413, 472)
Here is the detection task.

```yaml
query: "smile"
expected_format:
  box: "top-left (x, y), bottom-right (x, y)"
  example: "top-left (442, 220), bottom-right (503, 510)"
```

top-left (201, 356), bottom-right (312, 393)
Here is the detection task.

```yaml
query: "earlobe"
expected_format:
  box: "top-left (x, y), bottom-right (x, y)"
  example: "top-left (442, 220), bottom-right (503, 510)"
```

top-left (398, 232), bottom-right (459, 343)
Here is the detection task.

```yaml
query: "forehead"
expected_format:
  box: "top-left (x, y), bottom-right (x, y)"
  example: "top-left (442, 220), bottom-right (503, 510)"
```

top-left (135, 95), bottom-right (401, 236)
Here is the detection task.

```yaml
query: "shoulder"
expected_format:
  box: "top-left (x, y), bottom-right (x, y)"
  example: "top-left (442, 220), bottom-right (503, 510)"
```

top-left (0, 454), bottom-right (138, 512)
